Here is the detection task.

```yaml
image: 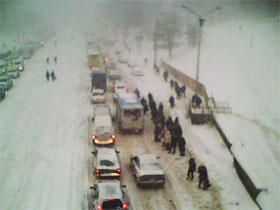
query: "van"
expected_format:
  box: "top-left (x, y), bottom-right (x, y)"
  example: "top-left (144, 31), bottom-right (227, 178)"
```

top-left (116, 92), bottom-right (144, 134)
top-left (0, 75), bottom-right (13, 90)
top-left (92, 114), bottom-right (116, 145)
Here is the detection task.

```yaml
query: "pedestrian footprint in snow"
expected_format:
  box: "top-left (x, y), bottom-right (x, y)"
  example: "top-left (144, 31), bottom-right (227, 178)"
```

top-left (46, 70), bottom-right (50, 81)
top-left (50, 71), bottom-right (56, 81)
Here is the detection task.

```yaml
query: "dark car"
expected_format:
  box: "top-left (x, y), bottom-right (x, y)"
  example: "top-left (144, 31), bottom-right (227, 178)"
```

top-left (89, 180), bottom-right (131, 210)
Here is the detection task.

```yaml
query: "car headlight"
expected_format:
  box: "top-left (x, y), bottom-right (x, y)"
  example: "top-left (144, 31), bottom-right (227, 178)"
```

top-left (19, 66), bottom-right (22, 70)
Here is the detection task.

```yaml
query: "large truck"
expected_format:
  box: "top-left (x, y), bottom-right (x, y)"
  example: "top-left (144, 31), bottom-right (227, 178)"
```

top-left (88, 49), bottom-right (103, 68)
top-left (91, 68), bottom-right (107, 91)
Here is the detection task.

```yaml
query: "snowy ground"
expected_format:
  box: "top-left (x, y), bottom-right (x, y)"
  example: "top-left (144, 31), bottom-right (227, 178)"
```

top-left (0, 23), bottom-right (277, 210)
top-left (121, 16), bottom-right (279, 210)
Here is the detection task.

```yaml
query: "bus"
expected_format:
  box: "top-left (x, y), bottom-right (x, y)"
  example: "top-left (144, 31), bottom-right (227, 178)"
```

top-left (88, 49), bottom-right (103, 68)
top-left (116, 92), bottom-right (144, 134)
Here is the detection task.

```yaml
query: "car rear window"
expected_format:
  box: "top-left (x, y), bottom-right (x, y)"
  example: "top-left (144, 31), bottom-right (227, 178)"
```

top-left (102, 199), bottom-right (123, 209)
top-left (100, 159), bottom-right (115, 167)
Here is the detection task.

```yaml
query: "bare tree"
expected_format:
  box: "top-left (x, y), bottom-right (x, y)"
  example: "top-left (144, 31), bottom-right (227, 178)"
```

top-left (156, 12), bottom-right (181, 59)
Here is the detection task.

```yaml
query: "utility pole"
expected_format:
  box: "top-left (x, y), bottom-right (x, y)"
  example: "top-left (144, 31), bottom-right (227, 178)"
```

top-left (181, 5), bottom-right (221, 82)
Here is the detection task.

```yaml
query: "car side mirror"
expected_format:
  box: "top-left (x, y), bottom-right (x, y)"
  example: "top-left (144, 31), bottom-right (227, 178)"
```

top-left (91, 150), bottom-right (97, 155)
top-left (122, 184), bottom-right (127, 188)
top-left (115, 150), bottom-right (120, 154)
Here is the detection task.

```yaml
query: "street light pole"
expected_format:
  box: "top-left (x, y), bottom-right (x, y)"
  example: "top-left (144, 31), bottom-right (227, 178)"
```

top-left (181, 5), bottom-right (220, 82)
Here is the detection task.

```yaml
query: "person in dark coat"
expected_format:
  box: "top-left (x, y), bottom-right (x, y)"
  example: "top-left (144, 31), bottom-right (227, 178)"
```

top-left (140, 97), bottom-right (147, 107)
top-left (175, 84), bottom-right (181, 99)
top-left (158, 102), bottom-right (164, 114)
top-left (46, 57), bottom-right (49, 64)
top-left (170, 79), bottom-right (174, 89)
top-left (174, 119), bottom-right (183, 137)
top-left (178, 136), bottom-right (186, 156)
top-left (54, 56), bottom-right (57, 64)
top-left (163, 71), bottom-right (168, 82)
top-left (165, 116), bottom-right (173, 130)
top-left (187, 158), bottom-right (196, 180)
top-left (192, 94), bottom-right (202, 108)
top-left (46, 70), bottom-right (50, 81)
top-left (169, 95), bottom-right (175, 108)
top-left (154, 123), bottom-right (162, 142)
top-left (197, 165), bottom-right (208, 189)
top-left (144, 58), bottom-right (148, 65)
top-left (50, 71), bottom-right (56, 81)
top-left (181, 85), bottom-right (187, 98)
top-left (134, 88), bottom-right (140, 98)
top-left (148, 92), bottom-right (153, 104)
top-left (170, 135), bottom-right (177, 155)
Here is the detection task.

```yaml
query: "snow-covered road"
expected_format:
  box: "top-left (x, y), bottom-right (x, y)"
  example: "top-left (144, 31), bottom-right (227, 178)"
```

top-left (0, 31), bottom-right (257, 210)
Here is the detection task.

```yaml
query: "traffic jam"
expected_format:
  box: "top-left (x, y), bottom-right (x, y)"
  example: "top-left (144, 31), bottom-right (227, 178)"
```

top-left (87, 39), bottom-right (167, 210)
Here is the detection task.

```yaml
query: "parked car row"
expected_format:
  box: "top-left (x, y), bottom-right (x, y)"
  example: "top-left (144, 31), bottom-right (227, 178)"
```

top-left (87, 45), bottom-right (166, 209)
top-left (0, 38), bottom-right (44, 101)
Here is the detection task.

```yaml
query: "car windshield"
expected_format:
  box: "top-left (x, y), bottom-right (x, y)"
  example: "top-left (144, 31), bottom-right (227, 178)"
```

top-left (0, 78), bottom-right (8, 82)
top-left (100, 159), bottom-right (115, 167)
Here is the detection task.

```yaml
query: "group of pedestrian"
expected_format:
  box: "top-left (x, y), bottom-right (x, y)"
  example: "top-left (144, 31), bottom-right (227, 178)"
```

top-left (145, 92), bottom-right (187, 157)
top-left (187, 157), bottom-right (211, 190)
top-left (45, 70), bottom-right (56, 81)
top-left (170, 79), bottom-right (187, 99)
top-left (46, 56), bottom-right (58, 64)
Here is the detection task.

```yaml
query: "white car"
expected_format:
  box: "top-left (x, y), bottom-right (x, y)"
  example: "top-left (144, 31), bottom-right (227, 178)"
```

top-left (118, 56), bottom-right (129, 64)
top-left (130, 148), bottom-right (167, 187)
top-left (92, 115), bottom-right (116, 145)
top-left (89, 180), bottom-right (131, 210)
top-left (113, 81), bottom-right (128, 101)
top-left (131, 68), bottom-right (144, 76)
top-left (92, 104), bottom-right (113, 121)
top-left (127, 62), bottom-right (138, 68)
top-left (91, 89), bottom-right (105, 104)
top-left (92, 148), bottom-right (122, 178)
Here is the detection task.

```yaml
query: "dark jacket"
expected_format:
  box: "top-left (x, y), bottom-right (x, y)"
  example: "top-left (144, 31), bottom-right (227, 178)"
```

top-left (197, 165), bottom-right (208, 179)
top-left (188, 158), bottom-right (196, 172)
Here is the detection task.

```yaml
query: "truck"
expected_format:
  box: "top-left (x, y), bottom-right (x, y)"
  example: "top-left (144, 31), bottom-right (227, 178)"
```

top-left (91, 68), bottom-right (107, 91)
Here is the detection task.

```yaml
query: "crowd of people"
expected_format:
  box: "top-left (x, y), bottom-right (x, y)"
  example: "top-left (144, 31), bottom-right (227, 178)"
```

top-left (134, 67), bottom-right (211, 190)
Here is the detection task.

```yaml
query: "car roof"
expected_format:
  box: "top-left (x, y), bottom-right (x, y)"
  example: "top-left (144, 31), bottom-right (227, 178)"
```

top-left (138, 153), bottom-right (158, 165)
top-left (97, 148), bottom-right (119, 161)
top-left (98, 181), bottom-right (123, 200)
top-left (95, 115), bottom-right (112, 126)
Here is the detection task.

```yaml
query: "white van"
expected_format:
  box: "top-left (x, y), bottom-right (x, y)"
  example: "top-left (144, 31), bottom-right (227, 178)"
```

top-left (92, 114), bottom-right (116, 145)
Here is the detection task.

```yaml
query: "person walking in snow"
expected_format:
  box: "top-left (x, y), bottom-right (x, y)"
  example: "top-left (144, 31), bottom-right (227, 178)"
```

top-left (50, 71), bottom-right (56, 81)
top-left (178, 136), bottom-right (186, 156)
top-left (187, 158), bottom-right (196, 180)
top-left (46, 70), bottom-right (50, 81)
top-left (46, 57), bottom-right (49, 64)
top-left (144, 58), bottom-right (148, 65)
top-left (197, 165), bottom-right (209, 189)
top-left (169, 95), bottom-right (175, 108)
top-left (170, 79), bottom-right (174, 89)
top-left (163, 70), bottom-right (169, 82)
top-left (165, 116), bottom-right (173, 130)
top-left (181, 85), bottom-right (187, 98)
top-left (158, 102), bottom-right (164, 114)
top-left (54, 56), bottom-right (57, 64)
top-left (134, 88), bottom-right (140, 98)
top-left (154, 123), bottom-right (162, 143)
